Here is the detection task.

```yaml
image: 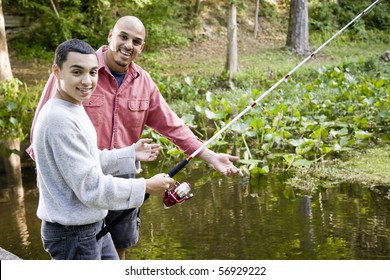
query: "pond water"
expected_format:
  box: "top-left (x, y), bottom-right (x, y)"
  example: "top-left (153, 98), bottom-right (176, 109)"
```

top-left (0, 165), bottom-right (389, 260)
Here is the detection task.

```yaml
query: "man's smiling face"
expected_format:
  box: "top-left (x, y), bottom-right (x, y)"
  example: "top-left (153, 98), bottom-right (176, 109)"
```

top-left (106, 17), bottom-right (145, 72)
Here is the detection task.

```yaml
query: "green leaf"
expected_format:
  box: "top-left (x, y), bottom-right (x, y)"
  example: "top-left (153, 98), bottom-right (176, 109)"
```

top-left (251, 165), bottom-right (269, 175)
top-left (184, 76), bottom-right (192, 86)
top-left (6, 102), bottom-right (18, 112)
top-left (9, 117), bottom-right (18, 126)
top-left (330, 127), bottom-right (349, 137)
top-left (311, 127), bottom-right (329, 140)
top-left (355, 130), bottom-right (373, 140)
top-left (288, 138), bottom-right (304, 147)
top-left (292, 159), bottom-right (313, 167)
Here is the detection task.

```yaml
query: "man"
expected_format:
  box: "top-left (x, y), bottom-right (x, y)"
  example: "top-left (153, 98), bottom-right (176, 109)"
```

top-left (33, 38), bottom-right (173, 259)
top-left (28, 16), bottom-right (242, 260)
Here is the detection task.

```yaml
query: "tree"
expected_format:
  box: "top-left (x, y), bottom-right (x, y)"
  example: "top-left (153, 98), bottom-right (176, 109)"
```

top-left (254, 0), bottom-right (260, 38)
top-left (194, 0), bottom-right (202, 14)
top-left (286, 0), bottom-right (310, 55)
top-left (0, 0), bottom-right (22, 185)
top-left (226, 1), bottom-right (238, 80)
top-left (0, 0), bottom-right (12, 81)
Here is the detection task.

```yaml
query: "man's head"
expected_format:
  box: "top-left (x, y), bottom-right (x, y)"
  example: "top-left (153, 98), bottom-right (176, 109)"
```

top-left (105, 16), bottom-right (146, 72)
top-left (53, 39), bottom-right (99, 105)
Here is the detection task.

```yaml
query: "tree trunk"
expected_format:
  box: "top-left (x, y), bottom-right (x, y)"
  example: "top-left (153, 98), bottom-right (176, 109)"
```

top-left (286, 0), bottom-right (310, 55)
top-left (0, 0), bottom-right (13, 81)
top-left (194, 0), bottom-right (202, 14)
top-left (1, 0), bottom-right (22, 185)
top-left (254, 0), bottom-right (260, 38)
top-left (3, 139), bottom-right (22, 186)
top-left (226, 2), bottom-right (238, 80)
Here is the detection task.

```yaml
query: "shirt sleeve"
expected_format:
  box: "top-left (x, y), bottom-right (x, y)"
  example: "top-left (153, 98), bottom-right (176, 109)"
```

top-left (26, 73), bottom-right (57, 161)
top-left (145, 84), bottom-right (204, 156)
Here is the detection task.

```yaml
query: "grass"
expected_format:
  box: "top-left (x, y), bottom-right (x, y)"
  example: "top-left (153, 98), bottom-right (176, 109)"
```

top-left (286, 146), bottom-right (390, 197)
top-left (140, 32), bottom-right (389, 80)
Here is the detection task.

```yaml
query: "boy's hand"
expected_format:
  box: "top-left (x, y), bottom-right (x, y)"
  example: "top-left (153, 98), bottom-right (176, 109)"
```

top-left (145, 173), bottom-right (174, 196)
top-left (134, 138), bottom-right (161, 162)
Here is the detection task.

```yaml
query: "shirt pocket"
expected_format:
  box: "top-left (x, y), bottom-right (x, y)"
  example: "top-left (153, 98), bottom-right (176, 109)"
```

top-left (127, 99), bottom-right (149, 128)
top-left (83, 95), bottom-right (104, 128)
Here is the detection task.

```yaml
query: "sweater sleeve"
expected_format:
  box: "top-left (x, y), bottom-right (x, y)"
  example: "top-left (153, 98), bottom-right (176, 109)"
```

top-left (99, 145), bottom-right (141, 176)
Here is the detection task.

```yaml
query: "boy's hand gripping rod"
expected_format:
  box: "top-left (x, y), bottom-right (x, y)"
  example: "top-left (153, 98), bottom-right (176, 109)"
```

top-left (167, 0), bottom-right (382, 178)
top-left (96, 0), bottom-right (381, 240)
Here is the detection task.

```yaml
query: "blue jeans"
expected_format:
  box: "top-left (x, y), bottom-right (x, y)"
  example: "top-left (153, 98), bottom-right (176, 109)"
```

top-left (41, 220), bottom-right (118, 260)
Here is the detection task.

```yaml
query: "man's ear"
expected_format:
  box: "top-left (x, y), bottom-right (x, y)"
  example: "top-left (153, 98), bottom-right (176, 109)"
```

top-left (107, 30), bottom-right (113, 44)
top-left (138, 42), bottom-right (145, 56)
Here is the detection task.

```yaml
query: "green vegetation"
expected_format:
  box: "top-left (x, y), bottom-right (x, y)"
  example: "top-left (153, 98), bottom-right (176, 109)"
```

top-left (3, 0), bottom-right (389, 190)
top-left (287, 147), bottom-right (390, 197)
top-left (144, 57), bottom-right (389, 175)
top-left (0, 79), bottom-right (38, 156)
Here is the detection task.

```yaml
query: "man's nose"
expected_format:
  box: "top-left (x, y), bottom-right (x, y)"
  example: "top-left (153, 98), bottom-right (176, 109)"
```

top-left (124, 41), bottom-right (133, 50)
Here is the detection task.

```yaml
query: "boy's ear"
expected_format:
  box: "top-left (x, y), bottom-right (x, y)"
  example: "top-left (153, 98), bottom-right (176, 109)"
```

top-left (52, 64), bottom-right (60, 79)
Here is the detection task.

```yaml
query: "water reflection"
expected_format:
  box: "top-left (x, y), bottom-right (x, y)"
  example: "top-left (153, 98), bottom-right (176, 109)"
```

top-left (0, 168), bottom-right (45, 259)
top-left (0, 166), bottom-right (389, 260)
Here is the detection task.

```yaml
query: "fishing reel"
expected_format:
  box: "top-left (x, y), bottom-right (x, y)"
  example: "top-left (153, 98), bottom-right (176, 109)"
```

top-left (163, 181), bottom-right (194, 209)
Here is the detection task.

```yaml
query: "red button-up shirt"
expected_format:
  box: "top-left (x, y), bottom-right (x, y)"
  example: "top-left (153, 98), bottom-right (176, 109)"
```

top-left (27, 45), bottom-right (203, 160)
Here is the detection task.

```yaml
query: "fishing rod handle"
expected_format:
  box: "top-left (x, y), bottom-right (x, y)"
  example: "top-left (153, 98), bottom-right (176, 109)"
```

top-left (168, 159), bottom-right (189, 178)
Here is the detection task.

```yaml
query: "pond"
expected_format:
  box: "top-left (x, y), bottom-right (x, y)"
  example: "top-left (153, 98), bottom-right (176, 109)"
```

top-left (0, 164), bottom-right (389, 260)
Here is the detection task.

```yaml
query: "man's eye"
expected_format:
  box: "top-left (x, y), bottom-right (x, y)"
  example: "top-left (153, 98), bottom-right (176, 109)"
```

top-left (91, 71), bottom-right (98, 76)
top-left (72, 70), bottom-right (81, 75)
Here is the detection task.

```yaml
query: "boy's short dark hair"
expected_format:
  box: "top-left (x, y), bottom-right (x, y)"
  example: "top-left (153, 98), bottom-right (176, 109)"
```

top-left (54, 39), bottom-right (96, 68)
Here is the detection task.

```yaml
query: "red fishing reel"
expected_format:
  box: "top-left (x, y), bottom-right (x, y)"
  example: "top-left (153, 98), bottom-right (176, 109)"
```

top-left (163, 182), bottom-right (193, 209)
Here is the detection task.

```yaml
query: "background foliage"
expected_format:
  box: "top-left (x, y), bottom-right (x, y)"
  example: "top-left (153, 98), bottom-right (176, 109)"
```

top-left (3, 0), bottom-right (390, 57)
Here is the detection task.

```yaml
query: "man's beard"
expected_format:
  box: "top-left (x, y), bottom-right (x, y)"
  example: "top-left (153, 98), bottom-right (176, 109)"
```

top-left (115, 59), bottom-right (127, 67)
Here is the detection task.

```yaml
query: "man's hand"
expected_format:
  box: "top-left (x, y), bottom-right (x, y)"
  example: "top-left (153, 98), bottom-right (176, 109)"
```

top-left (198, 148), bottom-right (243, 176)
top-left (134, 138), bottom-right (161, 162)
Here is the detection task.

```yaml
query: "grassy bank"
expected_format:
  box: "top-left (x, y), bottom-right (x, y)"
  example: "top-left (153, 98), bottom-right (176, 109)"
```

top-left (287, 146), bottom-right (390, 198)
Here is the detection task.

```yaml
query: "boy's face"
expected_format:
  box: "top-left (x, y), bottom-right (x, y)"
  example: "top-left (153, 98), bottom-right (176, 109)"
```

top-left (53, 52), bottom-right (98, 105)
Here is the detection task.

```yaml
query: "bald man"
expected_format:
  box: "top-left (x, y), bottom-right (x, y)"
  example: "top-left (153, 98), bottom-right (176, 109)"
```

top-left (28, 16), bottom-right (242, 260)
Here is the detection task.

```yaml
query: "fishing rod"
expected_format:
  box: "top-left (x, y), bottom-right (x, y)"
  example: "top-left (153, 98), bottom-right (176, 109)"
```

top-left (96, 0), bottom-right (382, 240)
